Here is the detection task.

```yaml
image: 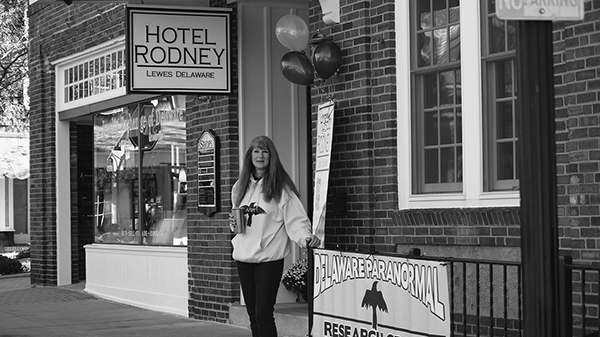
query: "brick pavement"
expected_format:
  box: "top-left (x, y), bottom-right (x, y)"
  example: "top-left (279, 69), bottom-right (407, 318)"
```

top-left (0, 273), bottom-right (253, 337)
top-left (0, 274), bottom-right (308, 337)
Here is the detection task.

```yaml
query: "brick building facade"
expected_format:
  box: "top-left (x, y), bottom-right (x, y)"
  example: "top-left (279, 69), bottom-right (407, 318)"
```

top-left (26, 0), bottom-right (600, 327)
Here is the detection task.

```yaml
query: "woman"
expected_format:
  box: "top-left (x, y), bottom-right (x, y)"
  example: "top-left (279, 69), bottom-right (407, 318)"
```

top-left (230, 135), bottom-right (320, 337)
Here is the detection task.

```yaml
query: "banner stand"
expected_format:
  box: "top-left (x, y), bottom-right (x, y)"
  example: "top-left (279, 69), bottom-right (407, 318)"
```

top-left (308, 247), bottom-right (314, 337)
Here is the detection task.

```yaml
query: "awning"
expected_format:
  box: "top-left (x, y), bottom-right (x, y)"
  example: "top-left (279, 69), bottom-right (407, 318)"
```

top-left (0, 135), bottom-right (29, 180)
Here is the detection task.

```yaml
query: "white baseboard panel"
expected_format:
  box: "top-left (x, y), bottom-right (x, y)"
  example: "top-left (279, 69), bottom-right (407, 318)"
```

top-left (84, 243), bottom-right (188, 317)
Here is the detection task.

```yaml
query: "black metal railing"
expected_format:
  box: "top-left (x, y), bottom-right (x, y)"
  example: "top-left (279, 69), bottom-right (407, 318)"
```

top-left (404, 254), bottom-right (523, 337)
top-left (406, 254), bottom-right (600, 337)
top-left (308, 250), bottom-right (599, 337)
top-left (563, 256), bottom-right (600, 337)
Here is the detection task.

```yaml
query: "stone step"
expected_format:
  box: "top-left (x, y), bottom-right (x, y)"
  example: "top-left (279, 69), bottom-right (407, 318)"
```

top-left (229, 302), bottom-right (309, 337)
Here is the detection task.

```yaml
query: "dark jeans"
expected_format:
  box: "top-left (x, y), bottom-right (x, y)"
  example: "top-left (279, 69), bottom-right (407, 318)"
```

top-left (236, 259), bottom-right (284, 337)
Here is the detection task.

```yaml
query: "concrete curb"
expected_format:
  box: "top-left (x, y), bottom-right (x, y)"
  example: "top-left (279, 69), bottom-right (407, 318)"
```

top-left (0, 272), bottom-right (30, 280)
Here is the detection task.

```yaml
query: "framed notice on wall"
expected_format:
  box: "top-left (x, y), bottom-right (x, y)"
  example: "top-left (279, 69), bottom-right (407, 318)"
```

top-left (197, 130), bottom-right (219, 216)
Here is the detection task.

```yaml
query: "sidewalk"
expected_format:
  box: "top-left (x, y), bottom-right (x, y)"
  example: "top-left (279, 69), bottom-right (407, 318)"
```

top-left (0, 273), bottom-right (252, 337)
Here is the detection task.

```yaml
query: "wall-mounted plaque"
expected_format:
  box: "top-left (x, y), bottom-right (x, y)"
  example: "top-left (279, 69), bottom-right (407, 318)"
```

top-left (197, 130), bottom-right (219, 216)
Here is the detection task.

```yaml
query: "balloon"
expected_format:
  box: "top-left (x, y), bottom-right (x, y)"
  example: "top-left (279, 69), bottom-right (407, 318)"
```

top-left (275, 14), bottom-right (309, 51)
top-left (280, 51), bottom-right (314, 85)
top-left (312, 40), bottom-right (343, 79)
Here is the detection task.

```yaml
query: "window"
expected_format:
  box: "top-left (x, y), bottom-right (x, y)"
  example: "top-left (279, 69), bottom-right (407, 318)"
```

top-left (63, 48), bottom-right (125, 103)
top-left (55, 37), bottom-right (126, 112)
top-left (482, 0), bottom-right (518, 191)
top-left (93, 96), bottom-right (187, 245)
top-left (397, 1), bottom-right (519, 208)
top-left (411, 0), bottom-right (461, 194)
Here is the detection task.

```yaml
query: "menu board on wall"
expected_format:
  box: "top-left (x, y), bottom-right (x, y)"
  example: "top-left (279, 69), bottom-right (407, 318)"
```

top-left (197, 130), bottom-right (219, 216)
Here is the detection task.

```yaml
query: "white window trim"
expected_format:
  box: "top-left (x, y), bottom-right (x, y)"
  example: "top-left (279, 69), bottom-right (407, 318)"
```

top-left (54, 36), bottom-right (127, 113)
top-left (396, 1), bottom-right (519, 210)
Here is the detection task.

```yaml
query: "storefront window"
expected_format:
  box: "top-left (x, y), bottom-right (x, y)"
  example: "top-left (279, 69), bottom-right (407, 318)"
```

top-left (93, 96), bottom-right (187, 246)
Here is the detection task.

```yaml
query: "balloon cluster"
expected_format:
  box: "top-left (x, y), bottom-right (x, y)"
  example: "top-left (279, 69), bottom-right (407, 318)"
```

top-left (276, 14), bottom-right (342, 86)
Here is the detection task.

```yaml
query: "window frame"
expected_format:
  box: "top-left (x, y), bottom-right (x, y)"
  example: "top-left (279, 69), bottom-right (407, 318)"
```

top-left (412, 69), bottom-right (463, 194)
top-left (481, 1), bottom-right (519, 192)
top-left (410, 0), bottom-right (464, 195)
top-left (55, 37), bottom-right (127, 113)
top-left (396, 0), bottom-right (520, 210)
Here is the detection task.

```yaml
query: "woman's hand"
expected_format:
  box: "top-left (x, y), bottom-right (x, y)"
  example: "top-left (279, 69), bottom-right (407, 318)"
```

top-left (229, 213), bottom-right (236, 233)
top-left (305, 235), bottom-right (321, 248)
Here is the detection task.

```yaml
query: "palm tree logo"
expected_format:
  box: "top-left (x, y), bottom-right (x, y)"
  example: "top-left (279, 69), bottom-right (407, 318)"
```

top-left (361, 281), bottom-right (388, 330)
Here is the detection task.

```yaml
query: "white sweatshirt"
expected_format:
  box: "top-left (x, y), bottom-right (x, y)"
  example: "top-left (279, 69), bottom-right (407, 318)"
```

top-left (231, 176), bottom-right (312, 263)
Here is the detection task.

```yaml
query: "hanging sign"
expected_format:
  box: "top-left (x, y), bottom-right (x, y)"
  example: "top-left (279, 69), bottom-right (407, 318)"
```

top-left (495, 0), bottom-right (583, 21)
top-left (312, 249), bottom-right (451, 337)
top-left (127, 5), bottom-right (232, 94)
top-left (312, 101), bottom-right (335, 247)
top-left (128, 104), bottom-right (161, 151)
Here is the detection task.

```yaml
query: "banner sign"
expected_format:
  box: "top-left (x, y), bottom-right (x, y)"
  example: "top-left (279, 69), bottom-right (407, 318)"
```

top-left (312, 102), bottom-right (335, 245)
top-left (127, 6), bottom-right (232, 94)
top-left (312, 249), bottom-right (451, 337)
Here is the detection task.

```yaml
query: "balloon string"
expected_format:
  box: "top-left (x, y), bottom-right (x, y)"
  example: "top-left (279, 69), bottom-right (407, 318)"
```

top-left (312, 81), bottom-right (337, 105)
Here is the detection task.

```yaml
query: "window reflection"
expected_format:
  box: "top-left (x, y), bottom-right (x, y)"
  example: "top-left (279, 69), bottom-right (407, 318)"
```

top-left (93, 96), bottom-right (187, 246)
top-left (417, 0), bottom-right (460, 68)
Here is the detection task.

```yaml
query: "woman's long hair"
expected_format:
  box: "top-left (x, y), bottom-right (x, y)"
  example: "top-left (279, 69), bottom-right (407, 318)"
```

top-left (234, 135), bottom-right (301, 206)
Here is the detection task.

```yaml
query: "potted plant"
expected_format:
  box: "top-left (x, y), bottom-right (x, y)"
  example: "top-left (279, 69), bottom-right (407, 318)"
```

top-left (281, 258), bottom-right (308, 302)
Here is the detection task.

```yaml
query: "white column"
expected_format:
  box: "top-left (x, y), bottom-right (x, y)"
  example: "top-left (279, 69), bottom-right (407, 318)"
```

top-left (56, 118), bottom-right (72, 285)
top-left (0, 178), bottom-right (6, 230)
top-left (7, 178), bottom-right (14, 230)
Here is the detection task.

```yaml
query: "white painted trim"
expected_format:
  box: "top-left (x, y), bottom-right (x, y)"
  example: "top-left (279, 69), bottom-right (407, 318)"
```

top-left (54, 37), bottom-right (127, 113)
top-left (460, 2), bottom-right (484, 202)
top-left (56, 118), bottom-right (72, 285)
top-left (264, 6), bottom-right (273, 136)
top-left (317, 0), bottom-right (340, 25)
top-left (0, 179), bottom-right (6, 230)
top-left (7, 179), bottom-right (14, 230)
top-left (396, 1), bottom-right (411, 210)
top-left (237, 3), bottom-right (247, 161)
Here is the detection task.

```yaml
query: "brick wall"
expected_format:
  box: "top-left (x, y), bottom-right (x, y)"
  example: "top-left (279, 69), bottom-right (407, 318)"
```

top-left (553, 0), bottom-right (600, 264)
top-left (309, 0), bottom-right (399, 254)
top-left (186, 94), bottom-right (241, 321)
top-left (393, 208), bottom-right (521, 247)
top-left (28, 2), bottom-right (127, 285)
top-left (185, 0), bottom-right (240, 323)
top-left (303, 0), bottom-right (600, 265)
top-left (307, 1), bottom-right (525, 259)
